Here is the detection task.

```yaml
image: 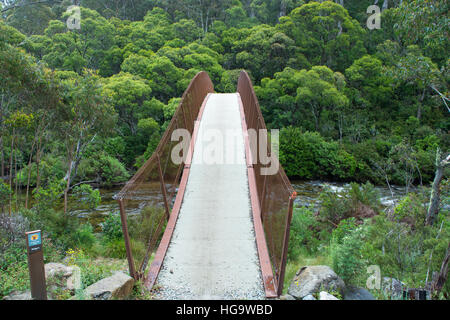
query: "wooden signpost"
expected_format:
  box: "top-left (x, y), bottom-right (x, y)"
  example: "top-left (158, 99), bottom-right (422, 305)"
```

top-left (25, 230), bottom-right (47, 300)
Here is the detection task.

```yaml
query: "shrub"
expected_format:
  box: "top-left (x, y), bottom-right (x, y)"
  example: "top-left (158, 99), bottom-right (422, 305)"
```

top-left (393, 193), bottom-right (427, 227)
top-left (288, 207), bottom-right (320, 260)
top-left (361, 199), bottom-right (449, 294)
top-left (127, 205), bottom-right (166, 263)
top-left (24, 207), bottom-right (97, 252)
top-left (101, 212), bottom-right (124, 243)
top-left (72, 184), bottom-right (101, 210)
top-left (32, 179), bottom-right (66, 212)
top-left (15, 155), bottom-right (66, 188)
top-left (65, 248), bottom-right (117, 289)
top-left (348, 182), bottom-right (381, 210)
top-left (0, 214), bottom-right (61, 298)
top-left (72, 223), bottom-right (96, 250)
top-left (0, 212), bottom-right (30, 254)
top-left (0, 182), bottom-right (12, 213)
top-left (330, 218), bottom-right (368, 285)
top-left (318, 182), bottom-right (381, 227)
top-left (280, 127), bottom-right (359, 181)
top-left (102, 239), bottom-right (127, 259)
top-left (77, 152), bottom-right (129, 187)
top-left (331, 217), bottom-right (358, 244)
top-left (318, 186), bottom-right (349, 227)
top-left (0, 253), bottom-right (29, 298)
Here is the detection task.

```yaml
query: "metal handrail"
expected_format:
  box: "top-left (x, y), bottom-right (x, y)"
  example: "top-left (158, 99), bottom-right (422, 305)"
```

top-left (117, 70), bottom-right (296, 297)
top-left (237, 70), bottom-right (297, 296)
top-left (116, 71), bottom-right (214, 279)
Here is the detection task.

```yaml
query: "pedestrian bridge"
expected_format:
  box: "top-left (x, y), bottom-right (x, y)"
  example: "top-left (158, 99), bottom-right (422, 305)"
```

top-left (116, 71), bottom-right (297, 299)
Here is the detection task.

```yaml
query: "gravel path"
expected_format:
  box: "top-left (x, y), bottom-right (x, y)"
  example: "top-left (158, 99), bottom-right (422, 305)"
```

top-left (154, 93), bottom-right (265, 300)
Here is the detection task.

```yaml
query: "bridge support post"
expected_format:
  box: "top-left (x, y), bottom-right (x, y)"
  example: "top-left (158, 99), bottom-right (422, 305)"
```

top-left (118, 199), bottom-right (137, 279)
top-left (277, 196), bottom-right (295, 296)
top-left (157, 154), bottom-right (171, 221)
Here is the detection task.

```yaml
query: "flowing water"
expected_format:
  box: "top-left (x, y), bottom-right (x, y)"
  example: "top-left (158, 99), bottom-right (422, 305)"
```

top-left (291, 180), bottom-right (410, 210)
top-left (70, 180), bottom-right (411, 232)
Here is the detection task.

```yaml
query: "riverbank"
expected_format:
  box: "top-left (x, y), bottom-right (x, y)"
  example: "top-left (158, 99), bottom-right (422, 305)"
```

top-left (72, 180), bottom-right (426, 233)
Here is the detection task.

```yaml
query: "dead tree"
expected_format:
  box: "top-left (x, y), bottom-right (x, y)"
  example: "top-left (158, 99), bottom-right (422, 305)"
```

top-left (425, 148), bottom-right (449, 226)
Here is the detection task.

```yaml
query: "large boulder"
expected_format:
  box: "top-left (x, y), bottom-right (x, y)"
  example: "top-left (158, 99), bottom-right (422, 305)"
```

top-left (2, 291), bottom-right (32, 300)
top-left (344, 287), bottom-right (375, 300)
top-left (45, 263), bottom-right (74, 278)
top-left (279, 294), bottom-right (296, 300)
top-left (319, 291), bottom-right (339, 300)
top-left (288, 266), bottom-right (345, 299)
top-left (45, 262), bottom-right (81, 296)
top-left (84, 272), bottom-right (134, 300)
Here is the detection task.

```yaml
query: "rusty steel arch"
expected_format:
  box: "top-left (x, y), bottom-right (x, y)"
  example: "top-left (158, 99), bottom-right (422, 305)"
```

top-left (237, 70), bottom-right (297, 296)
top-left (116, 71), bottom-right (214, 280)
top-left (117, 70), bottom-right (296, 297)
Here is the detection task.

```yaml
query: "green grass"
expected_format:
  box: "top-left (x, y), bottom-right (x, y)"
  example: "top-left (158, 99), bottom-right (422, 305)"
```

top-left (0, 260), bottom-right (30, 298)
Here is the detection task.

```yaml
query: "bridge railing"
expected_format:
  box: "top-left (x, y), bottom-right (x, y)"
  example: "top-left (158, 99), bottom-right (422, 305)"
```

top-left (116, 71), bottom-right (214, 280)
top-left (237, 70), bottom-right (297, 296)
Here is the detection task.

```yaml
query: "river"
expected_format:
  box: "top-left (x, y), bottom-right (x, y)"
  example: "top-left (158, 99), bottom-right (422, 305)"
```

top-left (72, 180), bottom-right (411, 232)
top-left (291, 180), bottom-right (409, 209)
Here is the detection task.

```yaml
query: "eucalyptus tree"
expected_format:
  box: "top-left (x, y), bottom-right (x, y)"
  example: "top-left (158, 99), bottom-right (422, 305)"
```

top-left (102, 72), bottom-right (162, 166)
top-left (232, 24), bottom-right (306, 82)
top-left (345, 55), bottom-right (393, 116)
top-left (394, 0), bottom-right (449, 66)
top-left (55, 70), bottom-right (116, 214)
top-left (390, 46), bottom-right (442, 121)
top-left (32, 7), bottom-right (115, 73)
top-left (278, 1), bottom-right (366, 72)
top-left (0, 22), bottom-right (61, 210)
top-left (256, 65), bottom-right (348, 134)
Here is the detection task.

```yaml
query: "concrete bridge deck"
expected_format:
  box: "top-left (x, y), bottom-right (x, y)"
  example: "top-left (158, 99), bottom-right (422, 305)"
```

top-left (155, 93), bottom-right (264, 299)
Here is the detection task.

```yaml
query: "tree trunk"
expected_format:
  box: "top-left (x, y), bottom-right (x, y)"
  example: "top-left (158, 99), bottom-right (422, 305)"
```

top-left (426, 148), bottom-right (449, 226)
top-left (279, 0), bottom-right (286, 18)
top-left (14, 136), bottom-right (18, 212)
top-left (431, 242), bottom-right (450, 297)
top-left (36, 137), bottom-right (41, 192)
top-left (64, 153), bottom-right (74, 215)
top-left (0, 136), bottom-right (4, 178)
top-left (25, 137), bottom-right (37, 209)
top-left (8, 129), bottom-right (14, 216)
top-left (311, 104), bottom-right (320, 132)
top-left (417, 88), bottom-right (426, 121)
top-left (0, 94), bottom-right (3, 177)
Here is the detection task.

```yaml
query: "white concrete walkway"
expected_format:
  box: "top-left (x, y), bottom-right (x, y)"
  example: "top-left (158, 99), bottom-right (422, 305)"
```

top-left (155, 93), bottom-right (264, 299)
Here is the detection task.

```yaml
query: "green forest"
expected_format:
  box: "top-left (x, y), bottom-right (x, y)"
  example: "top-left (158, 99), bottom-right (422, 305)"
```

top-left (0, 0), bottom-right (449, 300)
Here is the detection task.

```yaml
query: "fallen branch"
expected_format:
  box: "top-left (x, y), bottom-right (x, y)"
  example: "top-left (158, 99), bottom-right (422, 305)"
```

top-left (69, 180), bottom-right (98, 191)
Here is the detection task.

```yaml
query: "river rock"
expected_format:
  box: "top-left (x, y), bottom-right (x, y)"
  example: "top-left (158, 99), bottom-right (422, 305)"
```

top-left (84, 272), bottom-right (134, 300)
top-left (279, 294), bottom-right (296, 300)
top-left (319, 291), bottom-right (339, 300)
top-left (288, 266), bottom-right (345, 299)
top-left (2, 290), bottom-right (32, 300)
top-left (45, 262), bottom-right (81, 294)
top-left (45, 263), bottom-right (74, 278)
top-left (344, 287), bottom-right (375, 300)
top-left (302, 294), bottom-right (316, 300)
